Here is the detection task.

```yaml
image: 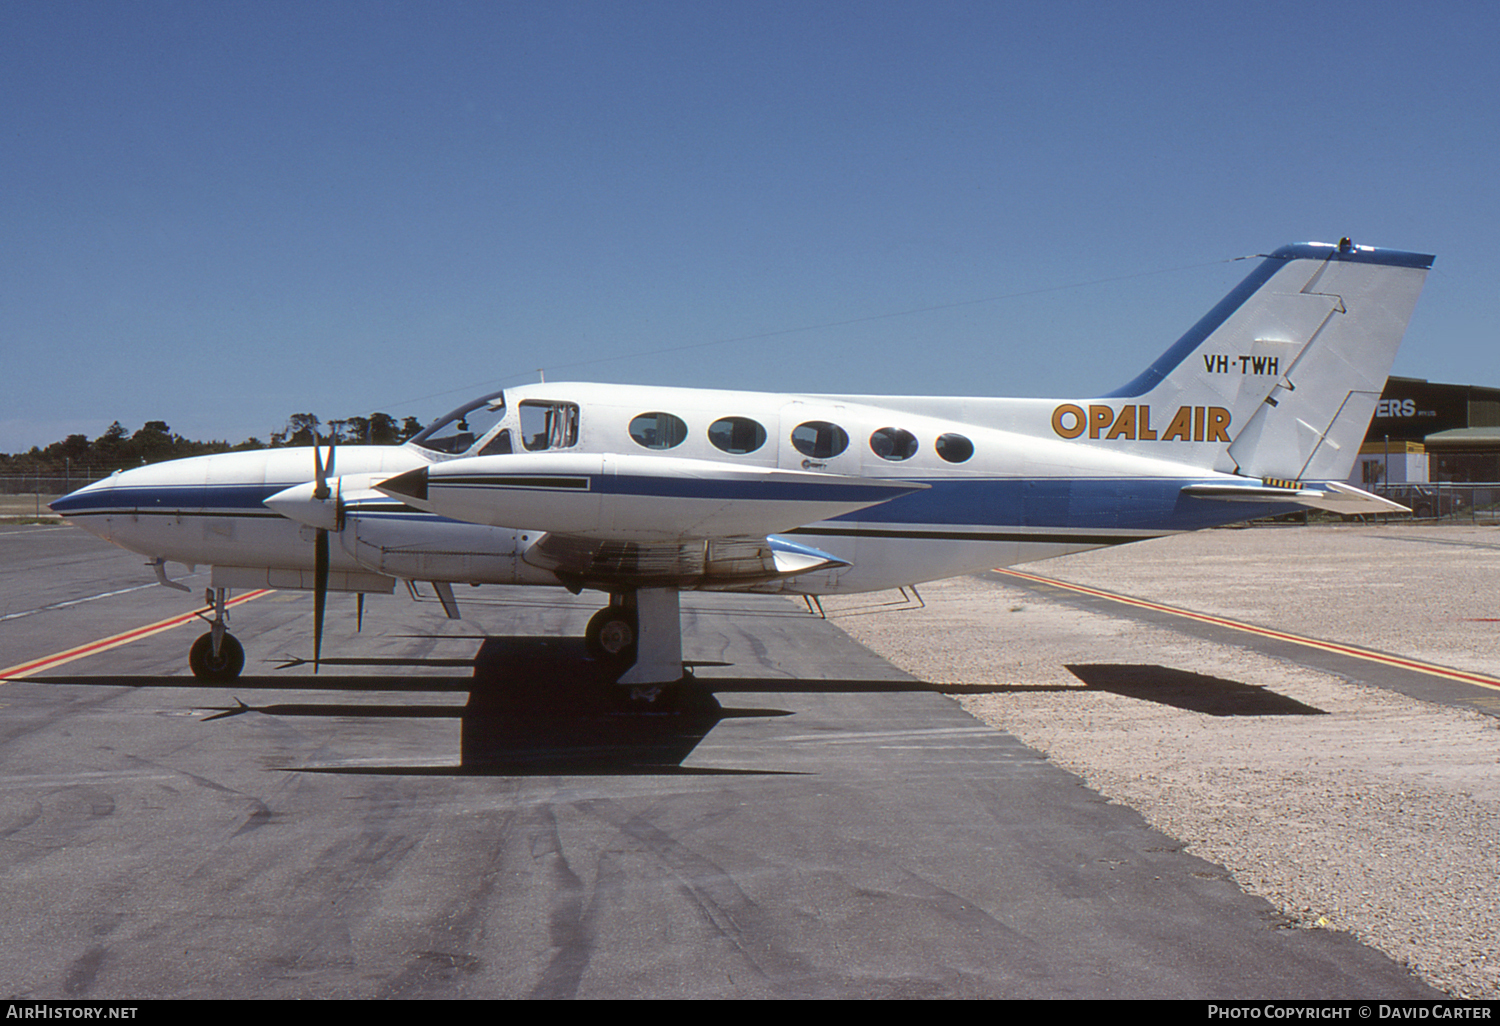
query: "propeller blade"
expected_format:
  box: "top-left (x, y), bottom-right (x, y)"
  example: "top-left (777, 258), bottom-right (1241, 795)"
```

top-left (313, 527), bottom-right (329, 673)
top-left (312, 434), bottom-right (329, 502)
top-left (309, 433), bottom-right (341, 672)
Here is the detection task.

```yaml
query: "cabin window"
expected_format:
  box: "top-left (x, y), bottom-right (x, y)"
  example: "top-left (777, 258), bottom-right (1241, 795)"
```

top-left (520, 401), bottom-right (580, 451)
top-left (870, 427), bottom-right (918, 461)
top-left (708, 417), bottom-right (766, 455)
top-left (791, 421), bottom-right (849, 460)
top-left (629, 412), bottom-right (688, 450)
top-left (935, 432), bottom-right (974, 463)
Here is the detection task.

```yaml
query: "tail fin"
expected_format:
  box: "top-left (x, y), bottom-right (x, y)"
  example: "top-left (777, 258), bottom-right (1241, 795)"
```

top-left (1104, 240), bottom-right (1432, 478)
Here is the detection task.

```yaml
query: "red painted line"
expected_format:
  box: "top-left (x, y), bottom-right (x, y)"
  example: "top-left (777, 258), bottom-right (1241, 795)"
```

top-left (1, 590), bottom-right (273, 680)
top-left (993, 568), bottom-right (1500, 694)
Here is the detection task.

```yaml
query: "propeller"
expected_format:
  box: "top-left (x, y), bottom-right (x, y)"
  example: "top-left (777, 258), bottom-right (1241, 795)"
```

top-left (310, 433), bottom-right (340, 672)
top-left (261, 431), bottom-right (347, 672)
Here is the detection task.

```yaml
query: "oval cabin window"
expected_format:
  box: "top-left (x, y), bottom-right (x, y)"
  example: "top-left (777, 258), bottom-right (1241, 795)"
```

top-left (708, 417), bottom-right (767, 455)
top-left (628, 411), bottom-right (688, 450)
top-left (935, 432), bottom-right (974, 463)
top-left (870, 427), bottom-right (918, 461)
top-left (791, 421), bottom-right (849, 460)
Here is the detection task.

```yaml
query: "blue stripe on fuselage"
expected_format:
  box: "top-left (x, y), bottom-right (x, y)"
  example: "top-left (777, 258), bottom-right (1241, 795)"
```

top-left (54, 476), bottom-right (1281, 535)
top-left (49, 482), bottom-right (293, 516)
top-left (829, 477), bottom-right (1281, 533)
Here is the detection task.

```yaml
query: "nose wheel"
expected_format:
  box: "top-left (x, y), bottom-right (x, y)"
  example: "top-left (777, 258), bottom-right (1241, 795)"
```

top-left (189, 631), bottom-right (245, 681)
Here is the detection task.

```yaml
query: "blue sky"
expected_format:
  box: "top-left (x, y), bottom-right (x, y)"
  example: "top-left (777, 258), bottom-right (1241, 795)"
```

top-left (4, 0), bottom-right (1496, 452)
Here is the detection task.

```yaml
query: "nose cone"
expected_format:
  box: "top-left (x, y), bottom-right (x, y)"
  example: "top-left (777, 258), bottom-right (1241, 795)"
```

top-left (50, 476), bottom-right (121, 517)
top-left (377, 466), bottom-right (429, 503)
top-left (48, 474), bottom-right (132, 540)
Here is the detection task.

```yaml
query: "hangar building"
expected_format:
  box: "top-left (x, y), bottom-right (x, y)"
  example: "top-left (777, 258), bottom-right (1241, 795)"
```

top-left (1351, 377), bottom-right (1500, 486)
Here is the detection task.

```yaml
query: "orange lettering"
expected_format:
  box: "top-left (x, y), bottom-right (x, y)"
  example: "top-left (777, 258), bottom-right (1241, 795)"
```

top-left (1162, 406), bottom-right (1192, 442)
top-left (1138, 406), bottom-right (1157, 440)
top-left (1207, 406), bottom-right (1231, 442)
top-left (1105, 405), bottom-right (1137, 440)
top-left (1051, 404), bottom-right (1086, 439)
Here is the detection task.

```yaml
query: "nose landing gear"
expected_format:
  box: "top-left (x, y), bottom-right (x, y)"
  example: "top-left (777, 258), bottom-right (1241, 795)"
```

top-left (189, 587), bottom-right (245, 681)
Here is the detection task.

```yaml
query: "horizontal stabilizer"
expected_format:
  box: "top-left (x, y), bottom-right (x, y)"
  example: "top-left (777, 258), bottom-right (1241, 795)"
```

top-left (1181, 480), bottom-right (1409, 515)
top-left (1295, 481), bottom-right (1411, 515)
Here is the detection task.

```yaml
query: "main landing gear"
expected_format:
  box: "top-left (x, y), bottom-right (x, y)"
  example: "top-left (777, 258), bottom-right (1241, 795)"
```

top-left (584, 588), bottom-right (684, 688)
top-left (190, 587), bottom-right (245, 682)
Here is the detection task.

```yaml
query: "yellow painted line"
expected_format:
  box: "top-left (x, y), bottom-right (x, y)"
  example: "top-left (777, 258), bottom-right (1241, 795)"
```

top-left (994, 568), bottom-right (1500, 694)
top-left (1, 590), bottom-right (273, 680)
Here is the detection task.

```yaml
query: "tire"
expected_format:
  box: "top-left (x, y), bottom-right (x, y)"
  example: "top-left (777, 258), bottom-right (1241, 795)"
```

top-left (585, 607), bottom-right (637, 662)
top-left (189, 632), bottom-right (245, 681)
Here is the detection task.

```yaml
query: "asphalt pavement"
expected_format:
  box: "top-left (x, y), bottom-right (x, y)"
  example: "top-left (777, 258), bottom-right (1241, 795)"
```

top-left (0, 525), bottom-right (1441, 998)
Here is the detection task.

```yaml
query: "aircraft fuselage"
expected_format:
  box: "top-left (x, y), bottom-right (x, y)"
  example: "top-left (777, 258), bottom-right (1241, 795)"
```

top-left (54, 382), bottom-right (1277, 597)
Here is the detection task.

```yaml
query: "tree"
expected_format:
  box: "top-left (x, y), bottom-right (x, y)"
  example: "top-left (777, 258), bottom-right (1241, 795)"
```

top-left (344, 416), bottom-right (370, 445)
top-left (367, 412), bottom-right (399, 445)
top-left (285, 413), bottom-right (320, 448)
top-left (132, 421), bottom-right (174, 461)
top-left (95, 421), bottom-right (129, 463)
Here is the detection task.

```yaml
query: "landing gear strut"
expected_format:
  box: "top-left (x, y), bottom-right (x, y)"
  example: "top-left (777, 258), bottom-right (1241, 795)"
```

top-left (190, 587), bottom-right (244, 681)
top-left (583, 588), bottom-right (683, 688)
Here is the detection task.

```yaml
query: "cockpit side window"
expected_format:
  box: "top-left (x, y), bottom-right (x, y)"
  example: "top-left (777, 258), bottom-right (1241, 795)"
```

top-left (520, 401), bottom-right (580, 451)
top-left (410, 392), bottom-right (506, 455)
top-left (478, 429), bottom-right (513, 456)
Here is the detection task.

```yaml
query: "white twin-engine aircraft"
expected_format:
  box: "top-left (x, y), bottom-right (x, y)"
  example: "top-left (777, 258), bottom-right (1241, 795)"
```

top-left (52, 240), bottom-right (1432, 687)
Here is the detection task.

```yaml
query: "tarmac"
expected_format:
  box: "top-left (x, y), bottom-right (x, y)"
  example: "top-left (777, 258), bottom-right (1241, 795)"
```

top-left (0, 520), bottom-right (1476, 998)
top-left (832, 522), bottom-right (1500, 999)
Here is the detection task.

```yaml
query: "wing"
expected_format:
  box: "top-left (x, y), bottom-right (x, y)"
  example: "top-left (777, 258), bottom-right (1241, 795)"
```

top-left (377, 452), bottom-right (925, 589)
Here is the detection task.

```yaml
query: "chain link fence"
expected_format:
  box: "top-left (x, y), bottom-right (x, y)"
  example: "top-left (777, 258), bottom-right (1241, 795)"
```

top-left (1373, 482), bottom-right (1500, 522)
top-left (0, 473), bottom-right (112, 518)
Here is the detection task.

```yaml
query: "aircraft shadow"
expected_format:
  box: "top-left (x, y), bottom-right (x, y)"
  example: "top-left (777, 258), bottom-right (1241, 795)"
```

top-left (1065, 664), bottom-right (1326, 716)
top-left (14, 647), bottom-right (1318, 773)
top-left (17, 638), bottom-right (800, 775)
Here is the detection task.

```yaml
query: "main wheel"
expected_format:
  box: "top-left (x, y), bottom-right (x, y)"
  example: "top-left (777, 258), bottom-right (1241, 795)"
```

top-left (189, 631), bottom-right (245, 681)
top-left (585, 607), bottom-right (637, 662)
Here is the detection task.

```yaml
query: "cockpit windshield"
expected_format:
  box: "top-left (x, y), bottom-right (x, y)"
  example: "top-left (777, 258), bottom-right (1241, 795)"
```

top-left (409, 391), bottom-right (506, 455)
